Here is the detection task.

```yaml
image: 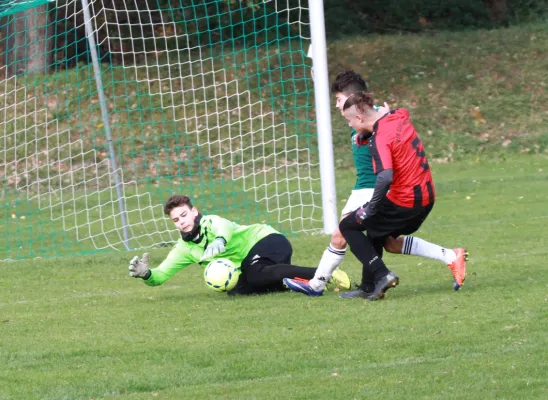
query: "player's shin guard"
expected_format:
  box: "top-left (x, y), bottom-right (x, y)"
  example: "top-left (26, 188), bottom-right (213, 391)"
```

top-left (309, 245), bottom-right (346, 291)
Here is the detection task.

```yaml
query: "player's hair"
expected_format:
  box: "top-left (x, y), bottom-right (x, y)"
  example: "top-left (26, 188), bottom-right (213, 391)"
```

top-left (163, 194), bottom-right (194, 215)
top-left (330, 70), bottom-right (368, 95)
top-left (342, 91), bottom-right (375, 114)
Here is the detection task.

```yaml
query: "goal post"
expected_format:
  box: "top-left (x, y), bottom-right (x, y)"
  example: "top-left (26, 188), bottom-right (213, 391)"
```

top-left (0, 0), bottom-right (338, 261)
top-left (309, 0), bottom-right (338, 235)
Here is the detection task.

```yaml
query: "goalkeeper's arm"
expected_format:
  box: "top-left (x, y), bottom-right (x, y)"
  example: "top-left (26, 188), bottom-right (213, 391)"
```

top-left (197, 215), bottom-right (236, 262)
top-left (203, 215), bottom-right (235, 244)
top-left (128, 242), bottom-right (192, 286)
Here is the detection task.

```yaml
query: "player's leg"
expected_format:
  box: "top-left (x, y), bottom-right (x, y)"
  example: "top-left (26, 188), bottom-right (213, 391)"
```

top-left (306, 189), bottom-right (375, 292)
top-left (231, 262), bottom-right (318, 295)
top-left (385, 207), bottom-right (467, 290)
top-left (246, 234), bottom-right (315, 287)
top-left (281, 237), bottom-right (352, 295)
top-left (247, 261), bottom-right (316, 291)
top-left (230, 233), bottom-right (341, 295)
top-left (306, 227), bottom-right (348, 292)
top-left (252, 260), bottom-right (352, 297)
top-left (229, 233), bottom-right (293, 294)
top-left (371, 236), bottom-right (385, 259)
top-left (338, 211), bottom-right (399, 300)
top-left (230, 264), bottom-right (312, 295)
top-left (385, 235), bottom-right (460, 266)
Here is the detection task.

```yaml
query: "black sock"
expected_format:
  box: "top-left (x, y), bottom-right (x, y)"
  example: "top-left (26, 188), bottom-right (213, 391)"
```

top-left (247, 263), bottom-right (316, 287)
top-left (339, 213), bottom-right (389, 290)
top-left (370, 256), bottom-right (390, 281)
top-left (372, 237), bottom-right (385, 259)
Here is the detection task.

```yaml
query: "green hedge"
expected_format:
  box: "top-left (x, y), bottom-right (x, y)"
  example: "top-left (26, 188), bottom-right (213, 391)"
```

top-left (322, 0), bottom-right (548, 37)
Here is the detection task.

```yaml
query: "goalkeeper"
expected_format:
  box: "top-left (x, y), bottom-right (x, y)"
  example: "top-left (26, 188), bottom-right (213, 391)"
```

top-left (128, 194), bottom-right (350, 295)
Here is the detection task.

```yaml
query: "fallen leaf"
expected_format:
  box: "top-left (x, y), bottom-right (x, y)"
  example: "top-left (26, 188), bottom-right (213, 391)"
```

top-left (469, 106), bottom-right (487, 125)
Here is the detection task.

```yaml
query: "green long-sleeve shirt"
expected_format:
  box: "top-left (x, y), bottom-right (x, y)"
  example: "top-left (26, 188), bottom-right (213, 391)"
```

top-left (351, 105), bottom-right (381, 190)
top-left (144, 215), bottom-right (278, 286)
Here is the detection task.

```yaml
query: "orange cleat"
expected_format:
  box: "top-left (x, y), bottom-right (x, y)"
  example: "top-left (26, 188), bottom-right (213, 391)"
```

top-left (448, 248), bottom-right (468, 291)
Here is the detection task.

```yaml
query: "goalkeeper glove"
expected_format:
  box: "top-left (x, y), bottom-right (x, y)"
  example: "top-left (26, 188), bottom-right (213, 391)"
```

top-left (199, 238), bottom-right (226, 262)
top-left (128, 253), bottom-right (150, 279)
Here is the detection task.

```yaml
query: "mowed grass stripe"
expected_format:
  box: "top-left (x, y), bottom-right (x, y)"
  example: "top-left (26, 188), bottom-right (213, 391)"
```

top-left (2, 155), bottom-right (547, 399)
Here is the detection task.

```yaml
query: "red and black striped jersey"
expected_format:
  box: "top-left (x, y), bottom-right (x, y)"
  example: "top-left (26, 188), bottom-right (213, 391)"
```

top-left (368, 108), bottom-right (435, 208)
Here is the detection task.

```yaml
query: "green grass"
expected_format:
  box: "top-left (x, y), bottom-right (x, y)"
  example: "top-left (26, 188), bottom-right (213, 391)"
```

top-left (328, 23), bottom-right (548, 160)
top-left (2, 154), bottom-right (547, 399)
top-left (0, 168), bottom-right (322, 260)
top-left (4, 23), bottom-right (548, 174)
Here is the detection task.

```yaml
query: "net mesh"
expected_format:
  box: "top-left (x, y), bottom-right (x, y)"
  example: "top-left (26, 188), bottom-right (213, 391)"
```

top-left (0, 0), bottom-right (323, 260)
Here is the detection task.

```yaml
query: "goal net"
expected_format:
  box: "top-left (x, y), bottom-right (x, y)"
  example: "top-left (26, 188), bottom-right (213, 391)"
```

top-left (0, 0), bottom-right (324, 260)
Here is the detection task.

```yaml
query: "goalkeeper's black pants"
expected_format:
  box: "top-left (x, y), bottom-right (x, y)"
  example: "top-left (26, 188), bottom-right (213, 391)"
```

top-left (229, 233), bottom-right (316, 295)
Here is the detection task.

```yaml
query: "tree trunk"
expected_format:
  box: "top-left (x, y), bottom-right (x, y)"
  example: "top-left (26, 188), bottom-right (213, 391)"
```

top-left (3, 4), bottom-right (49, 77)
top-left (26, 5), bottom-right (49, 72)
top-left (485, 0), bottom-right (507, 22)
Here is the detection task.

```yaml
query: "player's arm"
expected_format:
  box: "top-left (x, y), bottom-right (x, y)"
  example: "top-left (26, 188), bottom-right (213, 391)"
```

top-left (198, 215), bottom-right (235, 262)
top-left (362, 169), bottom-right (393, 216)
top-left (129, 241), bottom-right (193, 286)
top-left (203, 215), bottom-right (235, 243)
top-left (357, 128), bottom-right (393, 220)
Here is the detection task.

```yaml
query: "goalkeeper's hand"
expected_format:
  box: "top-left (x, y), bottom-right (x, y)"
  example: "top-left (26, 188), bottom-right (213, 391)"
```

top-left (199, 238), bottom-right (226, 262)
top-left (128, 253), bottom-right (150, 278)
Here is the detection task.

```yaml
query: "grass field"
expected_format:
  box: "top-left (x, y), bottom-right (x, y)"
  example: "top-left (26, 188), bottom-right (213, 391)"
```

top-left (2, 154), bottom-right (547, 399)
top-left (328, 22), bottom-right (548, 158)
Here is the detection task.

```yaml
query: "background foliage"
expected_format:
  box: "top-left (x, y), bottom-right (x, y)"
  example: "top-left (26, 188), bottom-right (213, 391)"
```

top-left (3, 0), bottom-right (548, 70)
top-left (323, 0), bottom-right (548, 37)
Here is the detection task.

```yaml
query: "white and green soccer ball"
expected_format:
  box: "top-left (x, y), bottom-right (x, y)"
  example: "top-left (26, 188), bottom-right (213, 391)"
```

top-left (204, 258), bottom-right (240, 292)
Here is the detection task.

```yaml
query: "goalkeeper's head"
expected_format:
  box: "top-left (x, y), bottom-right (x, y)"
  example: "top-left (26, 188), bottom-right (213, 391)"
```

top-left (164, 195), bottom-right (201, 238)
top-left (331, 70), bottom-right (368, 114)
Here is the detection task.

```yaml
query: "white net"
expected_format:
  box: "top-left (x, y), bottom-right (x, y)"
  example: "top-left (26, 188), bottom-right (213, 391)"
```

top-left (0, 0), bottom-right (322, 260)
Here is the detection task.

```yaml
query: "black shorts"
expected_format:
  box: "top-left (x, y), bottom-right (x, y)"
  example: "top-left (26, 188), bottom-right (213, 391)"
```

top-left (361, 197), bottom-right (434, 240)
top-left (240, 233), bottom-right (293, 270)
top-left (229, 233), bottom-right (293, 295)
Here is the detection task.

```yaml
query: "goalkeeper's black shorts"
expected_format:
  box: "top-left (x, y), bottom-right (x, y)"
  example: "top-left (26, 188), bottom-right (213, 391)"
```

top-left (228, 233), bottom-right (315, 295)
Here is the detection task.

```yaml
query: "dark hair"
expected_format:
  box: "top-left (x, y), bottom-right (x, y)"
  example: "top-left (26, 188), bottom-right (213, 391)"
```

top-left (164, 194), bottom-right (194, 215)
top-left (330, 70), bottom-right (368, 95)
top-left (342, 91), bottom-right (375, 114)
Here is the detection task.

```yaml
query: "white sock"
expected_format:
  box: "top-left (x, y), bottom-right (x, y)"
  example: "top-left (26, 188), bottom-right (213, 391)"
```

top-left (402, 236), bottom-right (456, 264)
top-left (309, 245), bottom-right (346, 291)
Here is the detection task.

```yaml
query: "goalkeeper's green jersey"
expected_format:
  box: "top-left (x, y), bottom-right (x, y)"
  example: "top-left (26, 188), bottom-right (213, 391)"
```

top-left (144, 215), bottom-right (278, 286)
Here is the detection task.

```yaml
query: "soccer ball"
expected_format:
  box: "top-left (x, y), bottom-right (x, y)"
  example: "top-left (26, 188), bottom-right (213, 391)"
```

top-left (204, 258), bottom-right (240, 292)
